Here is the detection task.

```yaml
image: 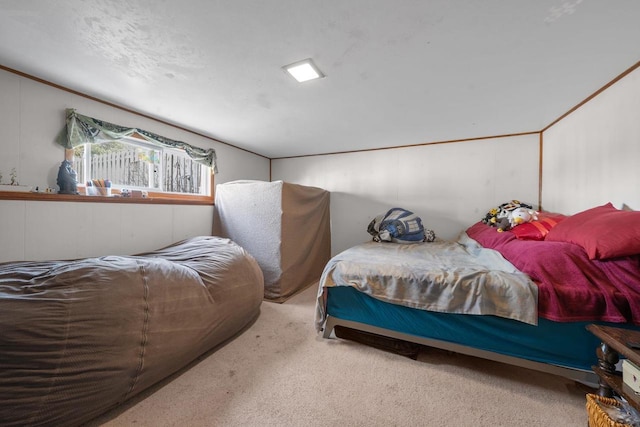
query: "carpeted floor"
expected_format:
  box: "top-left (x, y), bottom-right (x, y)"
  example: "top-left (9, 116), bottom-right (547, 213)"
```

top-left (87, 284), bottom-right (591, 426)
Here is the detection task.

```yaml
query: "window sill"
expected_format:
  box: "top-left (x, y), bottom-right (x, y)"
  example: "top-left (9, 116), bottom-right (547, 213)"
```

top-left (0, 190), bottom-right (213, 205)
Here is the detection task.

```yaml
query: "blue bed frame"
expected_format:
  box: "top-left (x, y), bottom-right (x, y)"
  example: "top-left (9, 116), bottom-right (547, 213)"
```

top-left (322, 286), bottom-right (640, 385)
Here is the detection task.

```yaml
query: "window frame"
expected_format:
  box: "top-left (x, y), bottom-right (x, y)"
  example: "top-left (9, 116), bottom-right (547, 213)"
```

top-left (1, 106), bottom-right (219, 205)
top-left (0, 175), bottom-right (214, 205)
top-left (75, 134), bottom-right (212, 198)
top-left (0, 144), bottom-right (214, 205)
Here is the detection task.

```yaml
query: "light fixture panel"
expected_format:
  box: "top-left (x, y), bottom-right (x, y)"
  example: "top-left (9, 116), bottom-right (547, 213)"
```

top-left (283, 58), bottom-right (325, 83)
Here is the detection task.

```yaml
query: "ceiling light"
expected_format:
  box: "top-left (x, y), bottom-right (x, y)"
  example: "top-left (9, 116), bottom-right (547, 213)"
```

top-left (283, 58), bottom-right (325, 83)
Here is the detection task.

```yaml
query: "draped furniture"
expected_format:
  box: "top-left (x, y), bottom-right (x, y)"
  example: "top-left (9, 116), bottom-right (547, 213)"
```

top-left (214, 180), bottom-right (331, 302)
top-left (0, 236), bottom-right (263, 427)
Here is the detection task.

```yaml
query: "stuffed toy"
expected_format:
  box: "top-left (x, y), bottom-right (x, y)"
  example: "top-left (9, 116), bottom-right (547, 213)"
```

top-left (482, 200), bottom-right (535, 232)
top-left (495, 217), bottom-right (512, 233)
top-left (509, 207), bottom-right (538, 228)
top-left (494, 207), bottom-right (538, 232)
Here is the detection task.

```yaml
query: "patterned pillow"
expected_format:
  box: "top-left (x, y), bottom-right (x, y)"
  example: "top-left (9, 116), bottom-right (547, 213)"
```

top-left (510, 212), bottom-right (566, 241)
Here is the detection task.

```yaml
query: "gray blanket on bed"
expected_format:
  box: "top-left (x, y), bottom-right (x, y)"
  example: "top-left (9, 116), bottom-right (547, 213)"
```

top-left (315, 233), bottom-right (538, 331)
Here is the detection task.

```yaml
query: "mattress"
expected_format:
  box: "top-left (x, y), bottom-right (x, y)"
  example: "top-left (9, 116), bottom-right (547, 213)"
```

top-left (325, 286), bottom-right (640, 371)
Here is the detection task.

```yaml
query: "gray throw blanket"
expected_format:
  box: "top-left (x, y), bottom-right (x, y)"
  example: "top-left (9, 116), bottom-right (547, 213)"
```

top-left (315, 233), bottom-right (538, 332)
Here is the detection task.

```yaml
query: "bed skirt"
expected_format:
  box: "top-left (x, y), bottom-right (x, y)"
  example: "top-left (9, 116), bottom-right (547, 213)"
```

top-left (323, 286), bottom-right (640, 383)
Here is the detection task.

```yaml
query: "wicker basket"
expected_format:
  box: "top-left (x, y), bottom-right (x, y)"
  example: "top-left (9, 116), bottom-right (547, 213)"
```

top-left (586, 393), bottom-right (633, 427)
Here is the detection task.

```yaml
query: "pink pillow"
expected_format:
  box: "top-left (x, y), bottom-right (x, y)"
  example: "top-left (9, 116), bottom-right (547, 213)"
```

top-left (545, 203), bottom-right (640, 260)
top-left (511, 212), bottom-right (567, 241)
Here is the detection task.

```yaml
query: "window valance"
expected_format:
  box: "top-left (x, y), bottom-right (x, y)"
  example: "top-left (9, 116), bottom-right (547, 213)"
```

top-left (56, 108), bottom-right (217, 173)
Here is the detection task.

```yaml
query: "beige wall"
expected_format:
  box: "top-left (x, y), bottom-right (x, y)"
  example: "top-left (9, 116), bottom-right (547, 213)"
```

top-left (273, 63), bottom-right (640, 257)
top-left (542, 66), bottom-right (640, 214)
top-left (0, 68), bottom-right (270, 262)
top-left (272, 134), bottom-right (540, 255)
top-left (4, 59), bottom-right (637, 262)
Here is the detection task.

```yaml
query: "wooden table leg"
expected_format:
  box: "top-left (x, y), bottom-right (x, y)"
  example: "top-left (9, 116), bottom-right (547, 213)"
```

top-left (596, 342), bottom-right (619, 397)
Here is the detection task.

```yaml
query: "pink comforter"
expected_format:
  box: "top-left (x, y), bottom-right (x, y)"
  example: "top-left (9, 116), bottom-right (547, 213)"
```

top-left (466, 222), bottom-right (640, 325)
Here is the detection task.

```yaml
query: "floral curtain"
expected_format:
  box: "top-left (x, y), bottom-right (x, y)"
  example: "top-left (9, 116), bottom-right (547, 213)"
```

top-left (56, 108), bottom-right (218, 173)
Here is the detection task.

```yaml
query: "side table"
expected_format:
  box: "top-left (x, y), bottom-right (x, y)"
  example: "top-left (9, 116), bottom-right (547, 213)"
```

top-left (587, 324), bottom-right (640, 412)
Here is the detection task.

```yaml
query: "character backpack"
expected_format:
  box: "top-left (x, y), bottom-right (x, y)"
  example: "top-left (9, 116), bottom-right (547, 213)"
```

top-left (367, 207), bottom-right (435, 243)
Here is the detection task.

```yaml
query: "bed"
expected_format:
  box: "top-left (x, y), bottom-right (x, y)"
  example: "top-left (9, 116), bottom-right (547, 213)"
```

top-left (315, 203), bottom-right (640, 384)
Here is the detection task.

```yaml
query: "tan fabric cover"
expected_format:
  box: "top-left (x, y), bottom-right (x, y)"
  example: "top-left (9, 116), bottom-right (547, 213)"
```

top-left (213, 180), bottom-right (331, 302)
top-left (0, 236), bottom-right (263, 427)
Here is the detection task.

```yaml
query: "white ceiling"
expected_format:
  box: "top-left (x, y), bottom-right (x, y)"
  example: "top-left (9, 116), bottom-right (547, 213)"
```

top-left (1, 1), bottom-right (640, 158)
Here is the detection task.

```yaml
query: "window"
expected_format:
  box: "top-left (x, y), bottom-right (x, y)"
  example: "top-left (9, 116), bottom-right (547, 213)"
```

top-left (72, 135), bottom-right (211, 196)
top-left (55, 109), bottom-right (217, 203)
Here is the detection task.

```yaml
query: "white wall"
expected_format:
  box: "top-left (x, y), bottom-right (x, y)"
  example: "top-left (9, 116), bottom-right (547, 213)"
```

top-left (6, 58), bottom-right (634, 263)
top-left (272, 134), bottom-right (540, 255)
top-left (0, 68), bottom-right (270, 262)
top-left (542, 66), bottom-right (640, 214)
